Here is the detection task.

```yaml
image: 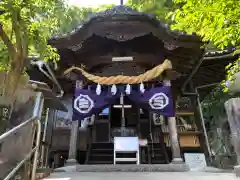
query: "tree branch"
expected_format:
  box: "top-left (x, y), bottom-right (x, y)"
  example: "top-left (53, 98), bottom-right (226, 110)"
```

top-left (0, 23), bottom-right (16, 59)
top-left (11, 8), bottom-right (27, 72)
top-left (21, 20), bottom-right (29, 60)
top-left (12, 8), bottom-right (23, 54)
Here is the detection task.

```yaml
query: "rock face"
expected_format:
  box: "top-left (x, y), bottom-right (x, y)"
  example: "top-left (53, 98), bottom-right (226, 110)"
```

top-left (225, 98), bottom-right (240, 165)
top-left (0, 71), bottom-right (37, 179)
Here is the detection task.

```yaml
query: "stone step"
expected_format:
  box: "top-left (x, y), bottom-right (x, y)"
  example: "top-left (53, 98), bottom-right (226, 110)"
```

top-left (91, 143), bottom-right (113, 150)
top-left (75, 164), bottom-right (189, 172)
top-left (151, 160), bottom-right (167, 164)
top-left (44, 171), bottom-right (237, 180)
top-left (91, 149), bottom-right (114, 154)
top-left (88, 142), bottom-right (168, 164)
top-left (89, 154), bottom-right (113, 162)
top-left (87, 161), bottom-right (113, 164)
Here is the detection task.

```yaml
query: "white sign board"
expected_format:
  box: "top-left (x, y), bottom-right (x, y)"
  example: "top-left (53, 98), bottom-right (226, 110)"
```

top-left (114, 137), bottom-right (139, 152)
top-left (184, 153), bottom-right (207, 171)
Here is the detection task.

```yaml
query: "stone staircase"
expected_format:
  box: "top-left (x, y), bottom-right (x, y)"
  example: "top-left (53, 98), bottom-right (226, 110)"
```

top-left (148, 142), bottom-right (170, 164)
top-left (87, 142), bottom-right (114, 164)
top-left (86, 141), bottom-right (169, 165)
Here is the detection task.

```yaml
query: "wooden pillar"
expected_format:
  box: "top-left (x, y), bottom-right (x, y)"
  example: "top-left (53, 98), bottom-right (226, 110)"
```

top-left (66, 80), bottom-right (83, 165)
top-left (164, 80), bottom-right (183, 163)
top-left (54, 153), bottom-right (60, 168)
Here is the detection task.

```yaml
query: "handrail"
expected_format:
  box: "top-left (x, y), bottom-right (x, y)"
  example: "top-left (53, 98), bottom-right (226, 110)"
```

top-left (0, 92), bottom-right (44, 180)
top-left (41, 108), bottom-right (50, 167)
top-left (0, 117), bottom-right (35, 144)
top-left (4, 147), bottom-right (37, 180)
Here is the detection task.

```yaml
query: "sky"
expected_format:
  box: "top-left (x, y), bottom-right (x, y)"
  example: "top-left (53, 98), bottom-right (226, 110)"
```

top-left (68, 0), bottom-right (127, 7)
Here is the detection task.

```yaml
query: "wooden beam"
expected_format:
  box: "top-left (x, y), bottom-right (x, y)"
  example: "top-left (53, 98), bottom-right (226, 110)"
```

top-left (80, 54), bottom-right (162, 69)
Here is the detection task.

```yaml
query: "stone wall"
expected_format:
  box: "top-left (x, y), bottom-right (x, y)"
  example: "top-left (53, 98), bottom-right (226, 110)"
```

top-left (225, 98), bottom-right (240, 164)
top-left (0, 71), bottom-right (38, 179)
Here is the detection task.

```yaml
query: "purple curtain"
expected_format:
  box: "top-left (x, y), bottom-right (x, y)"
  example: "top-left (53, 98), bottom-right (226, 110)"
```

top-left (127, 86), bottom-right (175, 117)
top-left (72, 85), bottom-right (175, 121)
top-left (72, 88), bottom-right (119, 121)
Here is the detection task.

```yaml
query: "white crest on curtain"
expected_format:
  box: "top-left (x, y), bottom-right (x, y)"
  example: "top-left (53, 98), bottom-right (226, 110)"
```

top-left (125, 84), bottom-right (131, 95)
top-left (111, 84), bottom-right (117, 95)
top-left (140, 82), bottom-right (145, 93)
top-left (96, 84), bottom-right (101, 95)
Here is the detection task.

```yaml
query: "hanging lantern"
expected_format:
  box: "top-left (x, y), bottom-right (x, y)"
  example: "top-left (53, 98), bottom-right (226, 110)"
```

top-left (111, 84), bottom-right (117, 95)
top-left (96, 84), bottom-right (101, 95)
top-left (125, 84), bottom-right (131, 95)
top-left (140, 82), bottom-right (145, 93)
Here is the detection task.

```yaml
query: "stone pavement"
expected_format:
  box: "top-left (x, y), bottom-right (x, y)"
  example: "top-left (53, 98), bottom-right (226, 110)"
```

top-left (44, 172), bottom-right (238, 180)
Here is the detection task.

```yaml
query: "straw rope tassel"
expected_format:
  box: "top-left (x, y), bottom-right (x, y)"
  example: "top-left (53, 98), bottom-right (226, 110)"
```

top-left (63, 59), bottom-right (172, 85)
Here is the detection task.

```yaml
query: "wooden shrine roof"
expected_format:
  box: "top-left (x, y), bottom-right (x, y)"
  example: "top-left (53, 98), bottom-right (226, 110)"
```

top-left (28, 6), bottom-right (238, 97)
top-left (194, 49), bottom-right (237, 86)
top-left (191, 49), bottom-right (239, 97)
top-left (49, 5), bottom-right (201, 49)
top-left (48, 5), bottom-right (204, 78)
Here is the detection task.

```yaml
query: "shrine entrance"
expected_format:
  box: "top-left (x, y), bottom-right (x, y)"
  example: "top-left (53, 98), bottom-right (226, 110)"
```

top-left (93, 93), bottom-right (140, 143)
top-left (111, 93), bottom-right (139, 138)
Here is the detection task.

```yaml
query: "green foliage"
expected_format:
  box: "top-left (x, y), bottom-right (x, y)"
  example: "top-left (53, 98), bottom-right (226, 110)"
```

top-left (54, 4), bottom-right (119, 35)
top-left (56, 6), bottom-right (95, 35)
top-left (0, 1), bottom-right (115, 70)
top-left (202, 85), bottom-right (238, 166)
top-left (0, 0), bottom-right (69, 70)
top-left (127, 0), bottom-right (178, 22)
top-left (168, 0), bottom-right (240, 89)
top-left (202, 86), bottom-right (233, 126)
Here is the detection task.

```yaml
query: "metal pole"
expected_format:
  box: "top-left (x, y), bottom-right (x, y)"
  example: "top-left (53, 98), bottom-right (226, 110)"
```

top-left (45, 109), bottom-right (55, 167)
top-left (195, 83), bottom-right (219, 162)
top-left (31, 93), bottom-right (44, 180)
top-left (0, 118), bottom-right (34, 143)
top-left (41, 108), bottom-right (50, 167)
top-left (120, 0), bottom-right (123, 5)
top-left (31, 119), bottom-right (42, 180)
top-left (181, 48), bottom-right (208, 94)
top-left (196, 91), bottom-right (212, 161)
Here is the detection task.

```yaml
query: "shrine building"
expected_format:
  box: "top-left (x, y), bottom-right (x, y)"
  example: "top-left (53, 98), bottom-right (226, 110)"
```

top-left (28, 5), bottom-right (237, 167)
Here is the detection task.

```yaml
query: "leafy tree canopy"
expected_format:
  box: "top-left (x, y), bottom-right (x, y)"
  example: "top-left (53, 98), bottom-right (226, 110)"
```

top-left (0, 0), bottom-right (66, 68)
top-left (127, 0), bottom-right (178, 22)
top-left (0, 0), bottom-right (98, 97)
top-left (0, 0), bottom-right (70, 97)
top-left (167, 0), bottom-right (240, 90)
